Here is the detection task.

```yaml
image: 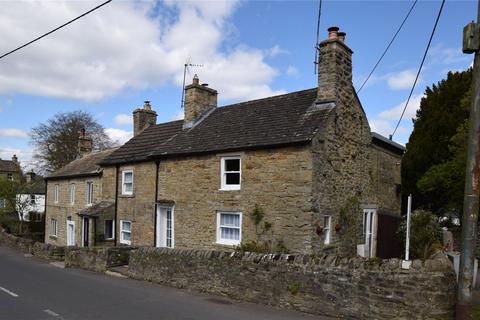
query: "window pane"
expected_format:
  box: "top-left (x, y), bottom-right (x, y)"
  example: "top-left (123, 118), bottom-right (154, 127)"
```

top-left (221, 227), bottom-right (239, 240)
top-left (122, 231), bottom-right (131, 241)
top-left (220, 214), bottom-right (240, 227)
top-left (226, 173), bottom-right (240, 185)
top-left (124, 183), bottom-right (133, 193)
top-left (122, 221), bottom-right (131, 231)
top-left (124, 172), bottom-right (133, 183)
top-left (225, 159), bottom-right (240, 172)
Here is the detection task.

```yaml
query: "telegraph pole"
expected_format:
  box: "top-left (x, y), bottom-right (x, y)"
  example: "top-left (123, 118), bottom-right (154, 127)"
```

top-left (457, 1), bottom-right (480, 318)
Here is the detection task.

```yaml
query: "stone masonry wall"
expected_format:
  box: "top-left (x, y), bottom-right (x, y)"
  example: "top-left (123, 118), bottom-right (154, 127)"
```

top-left (370, 144), bottom-right (402, 214)
top-left (45, 176), bottom-right (102, 246)
top-left (128, 247), bottom-right (456, 320)
top-left (157, 146), bottom-right (313, 253)
top-left (65, 246), bottom-right (136, 272)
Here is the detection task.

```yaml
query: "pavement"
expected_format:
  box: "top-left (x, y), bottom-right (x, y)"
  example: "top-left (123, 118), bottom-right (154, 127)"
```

top-left (0, 246), bottom-right (329, 320)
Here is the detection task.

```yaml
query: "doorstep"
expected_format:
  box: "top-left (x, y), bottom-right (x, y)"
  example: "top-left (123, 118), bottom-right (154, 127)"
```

top-left (106, 265), bottom-right (129, 278)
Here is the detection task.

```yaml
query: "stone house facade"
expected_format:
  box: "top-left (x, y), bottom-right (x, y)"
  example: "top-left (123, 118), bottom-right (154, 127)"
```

top-left (0, 155), bottom-right (21, 210)
top-left (45, 27), bottom-right (404, 256)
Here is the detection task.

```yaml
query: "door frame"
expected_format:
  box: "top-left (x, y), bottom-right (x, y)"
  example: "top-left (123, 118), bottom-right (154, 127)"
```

top-left (66, 220), bottom-right (75, 246)
top-left (363, 209), bottom-right (377, 258)
top-left (82, 217), bottom-right (89, 247)
top-left (156, 205), bottom-right (174, 248)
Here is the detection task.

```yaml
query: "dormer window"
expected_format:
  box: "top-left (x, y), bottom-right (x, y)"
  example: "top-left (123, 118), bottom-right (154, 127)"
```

top-left (220, 157), bottom-right (241, 190)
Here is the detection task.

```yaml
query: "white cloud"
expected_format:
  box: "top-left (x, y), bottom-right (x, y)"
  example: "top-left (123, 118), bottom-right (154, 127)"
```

top-left (105, 128), bottom-right (132, 145)
top-left (114, 114), bottom-right (131, 126)
top-left (286, 65), bottom-right (299, 78)
top-left (171, 110), bottom-right (184, 121)
top-left (0, 129), bottom-right (29, 139)
top-left (428, 44), bottom-right (471, 66)
top-left (266, 45), bottom-right (289, 58)
top-left (387, 70), bottom-right (418, 90)
top-left (0, 1), bottom-right (281, 103)
top-left (0, 148), bottom-right (34, 164)
top-left (378, 94), bottom-right (424, 121)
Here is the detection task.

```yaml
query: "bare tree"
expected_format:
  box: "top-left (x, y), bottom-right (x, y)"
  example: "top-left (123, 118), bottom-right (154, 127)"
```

top-left (30, 111), bottom-right (113, 173)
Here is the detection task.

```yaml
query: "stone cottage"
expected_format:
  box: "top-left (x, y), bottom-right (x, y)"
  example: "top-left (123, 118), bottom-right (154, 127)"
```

top-left (0, 155), bottom-right (21, 210)
top-left (44, 27), bottom-right (404, 256)
top-left (16, 171), bottom-right (46, 221)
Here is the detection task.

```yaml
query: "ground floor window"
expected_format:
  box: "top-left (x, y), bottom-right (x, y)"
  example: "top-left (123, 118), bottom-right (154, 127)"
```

top-left (216, 212), bottom-right (242, 245)
top-left (120, 220), bottom-right (131, 245)
top-left (51, 218), bottom-right (57, 237)
top-left (105, 220), bottom-right (114, 240)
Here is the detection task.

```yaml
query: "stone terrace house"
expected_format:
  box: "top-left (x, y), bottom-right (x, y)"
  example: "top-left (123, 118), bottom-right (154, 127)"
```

top-left (16, 171), bottom-right (46, 222)
top-left (0, 155), bottom-right (21, 210)
top-left (45, 27), bottom-right (404, 256)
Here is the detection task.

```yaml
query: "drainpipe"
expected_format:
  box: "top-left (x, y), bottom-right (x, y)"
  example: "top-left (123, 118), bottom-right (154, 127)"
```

top-left (44, 178), bottom-right (48, 241)
top-left (114, 165), bottom-right (119, 246)
top-left (153, 160), bottom-right (160, 247)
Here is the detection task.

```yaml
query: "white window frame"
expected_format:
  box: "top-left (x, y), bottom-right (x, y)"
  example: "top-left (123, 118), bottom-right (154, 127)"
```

top-left (216, 212), bottom-right (242, 246)
top-left (86, 182), bottom-right (93, 206)
top-left (323, 215), bottom-right (332, 245)
top-left (121, 170), bottom-right (134, 196)
top-left (69, 184), bottom-right (76, 205)
top-left (363, 209), bottom-right (377, 258)
top-left (104, 219), bottom-right (115, 240)
top-left (220, 157), bottom-right (241, 191)
top-left (51, 218), bottom-right (58, 237)
top-left (54, 184), bottom-right (59, 204)
top-left (120, 220), bottom-right (132, 245)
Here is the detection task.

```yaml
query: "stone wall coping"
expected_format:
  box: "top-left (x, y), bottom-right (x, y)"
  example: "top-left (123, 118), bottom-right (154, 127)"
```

top-left (132, 246), bottom-right (454, 273)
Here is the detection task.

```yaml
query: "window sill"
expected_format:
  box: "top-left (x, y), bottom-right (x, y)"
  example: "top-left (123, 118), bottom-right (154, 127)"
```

top-left (119, 194), bottom-right (135, 198)
top-left (216, 241), bottom-right (240, 247)
top-left (218, 187), bottom-right (241, 192)
top-left (49, 235), bottom-right (57, 240)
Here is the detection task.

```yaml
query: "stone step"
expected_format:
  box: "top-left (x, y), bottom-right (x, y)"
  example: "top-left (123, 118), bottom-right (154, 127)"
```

top-left (107, 265), bottom-right (129, 277)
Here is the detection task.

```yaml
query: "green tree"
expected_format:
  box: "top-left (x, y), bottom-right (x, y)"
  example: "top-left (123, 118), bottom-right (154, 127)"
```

top-left (402, 70), bottom-right (471, 215)
top-left (30, 111), bottom-right (113, 173)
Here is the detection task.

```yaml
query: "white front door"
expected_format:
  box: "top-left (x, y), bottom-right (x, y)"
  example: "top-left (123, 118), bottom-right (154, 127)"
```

top-left (67, 221), bottom-right (75, 246)
top-left (363, 209), bottom-right (377, 257)
top-left (156, 206), bottom-right (174, 248)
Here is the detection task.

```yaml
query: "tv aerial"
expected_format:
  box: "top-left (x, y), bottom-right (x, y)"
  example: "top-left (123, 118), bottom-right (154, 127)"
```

top-left (181, 58), bottom-right (203, 109)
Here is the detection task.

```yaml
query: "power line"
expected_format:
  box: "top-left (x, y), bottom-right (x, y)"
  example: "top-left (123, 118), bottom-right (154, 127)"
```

top-left (356, 0), bottom-right (418, 94)
top-left (391, 0), bottom-right (446, 139)
top-left (0, 0), bottom-right (112, 61)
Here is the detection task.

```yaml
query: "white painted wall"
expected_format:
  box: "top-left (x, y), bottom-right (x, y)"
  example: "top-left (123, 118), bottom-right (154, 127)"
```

top-left (16, 194), bottom-right (45, 221)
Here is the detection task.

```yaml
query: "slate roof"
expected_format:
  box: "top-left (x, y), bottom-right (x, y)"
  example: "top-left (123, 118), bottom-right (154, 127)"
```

top-left (0, 159), bottom-right (20, 173)
top-left (101, 88), bottom-right (334, 165)
top-left (47, 149), bottom-right (117, 180)
top-left (78, 201), bottom-right (114, 217)
top-left (23, 178), bottom-right (46, 194)
top-left (371, 132), bottom-right (405, 155)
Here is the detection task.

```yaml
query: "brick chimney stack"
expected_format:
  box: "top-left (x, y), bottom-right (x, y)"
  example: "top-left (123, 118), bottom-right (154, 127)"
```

top-left (12, 154), bottom-right (18, 164)
top-left (183, 74), bottom-right (217, 129)
top-left (317, 27), bottom-right (353, 102)
top-left (78, 128), bottom-right (93, 156)
top-left (133, 101), bottom-right (157, 136)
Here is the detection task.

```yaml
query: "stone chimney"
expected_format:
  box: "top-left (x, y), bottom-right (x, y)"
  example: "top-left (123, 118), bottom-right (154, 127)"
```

top-left (78, 128), bottom-right (93, 156)
top-left (26, 170), bottom-right (35, 183)
top-left (12, 154), bottom-right (18, 164)
top-left (317, 27), bottom-right (353, 102)
top-left (183, 75), bottom-right (217, 128)
top-left (133, 101), bottom-right (157, 136)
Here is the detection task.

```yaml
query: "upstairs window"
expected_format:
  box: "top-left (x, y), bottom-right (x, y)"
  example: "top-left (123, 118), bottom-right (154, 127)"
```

top-left (220, 157), bottom-right (241, 190)
top-left (70, 184), bottom-right (76, 205)
top-left (30, 194), bottom-right (36, 205)
top-left (216, 212), bottom-right (242, 245)
top-left (54, 185), bottom-right (59, 203)
top-left (122, 171), bottom-right (134, 195)
top-left (86, 182), bottom-right (94, 206)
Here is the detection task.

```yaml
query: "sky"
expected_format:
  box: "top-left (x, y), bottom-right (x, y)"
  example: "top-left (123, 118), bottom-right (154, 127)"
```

top-left (0, 0), bottom-right (476, 169)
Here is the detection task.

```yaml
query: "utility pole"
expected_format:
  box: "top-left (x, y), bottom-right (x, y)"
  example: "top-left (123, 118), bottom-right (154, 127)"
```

top-left (458, 1), bottom-right (480, 318)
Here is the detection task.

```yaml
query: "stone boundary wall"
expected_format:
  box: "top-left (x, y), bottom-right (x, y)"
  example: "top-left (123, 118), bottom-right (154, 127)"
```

top-left (0, 229), bottom-right (65, 261)
top-left (128, 248), bottom-right (456, 320)
top-left (65, 247), bottom-right (136, 272)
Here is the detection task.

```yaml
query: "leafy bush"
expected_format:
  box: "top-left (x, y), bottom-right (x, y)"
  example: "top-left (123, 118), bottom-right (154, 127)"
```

top-left (236, 240), bottom-right (289, 254)
top-left (397, 209), bottom-right (443, 259)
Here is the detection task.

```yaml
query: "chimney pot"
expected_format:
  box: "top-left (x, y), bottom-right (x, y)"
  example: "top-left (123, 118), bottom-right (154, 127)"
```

top-left (337, 32), bottom-right (346, 43)
top-left (193, 74), bottom-right (199, 85)
top-left (133, 101), bottom-right (157, 136)
top-left (328, 26), bottom-right (339, 40)
top-left (143, 101), bottom-right (152, 110)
